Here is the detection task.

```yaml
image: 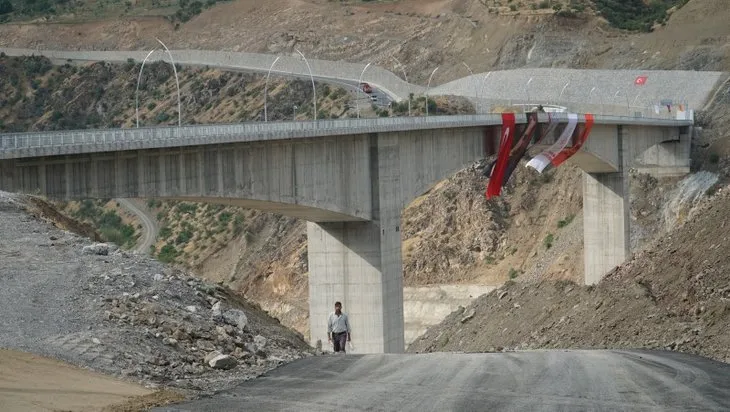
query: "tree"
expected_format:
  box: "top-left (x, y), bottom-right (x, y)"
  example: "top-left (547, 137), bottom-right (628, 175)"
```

top-left (0, 0), bottom-right (14, 15)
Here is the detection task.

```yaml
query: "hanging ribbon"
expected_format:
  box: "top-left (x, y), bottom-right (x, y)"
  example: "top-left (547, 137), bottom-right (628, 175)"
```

top-left (500, 113), bottom-right (539, 187)
top-left (551, 114), bottom-right (594, 168)
top-left (486, 113), bottom-right (516, 199)
top-left (526, 113), bottom-right (579, 173)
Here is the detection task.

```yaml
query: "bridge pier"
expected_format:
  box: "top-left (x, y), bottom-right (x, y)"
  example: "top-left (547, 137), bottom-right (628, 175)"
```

top-left (307, 220), bottom-right (404, 353)
top-left (308, 131), bottom-right (407, 354)
top-left (582, 171), bottom-right (630, 285)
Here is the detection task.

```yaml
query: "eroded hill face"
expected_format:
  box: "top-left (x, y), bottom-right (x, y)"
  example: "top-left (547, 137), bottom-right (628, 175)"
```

top-left (408, 183), bottom-right (730, 364)
top-left (1, 0), bottom-right (727, 84)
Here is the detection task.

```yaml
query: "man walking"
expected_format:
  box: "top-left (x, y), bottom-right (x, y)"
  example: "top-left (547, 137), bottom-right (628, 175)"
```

top-left (327, 301), bottom-right (351, 353)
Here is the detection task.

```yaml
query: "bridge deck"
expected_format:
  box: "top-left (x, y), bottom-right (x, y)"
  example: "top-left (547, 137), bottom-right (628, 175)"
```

top-left (0, 114), bottom-right (692, 160)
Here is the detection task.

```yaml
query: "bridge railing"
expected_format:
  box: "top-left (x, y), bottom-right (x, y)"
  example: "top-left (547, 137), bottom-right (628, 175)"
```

top-left (0, 115), bottom-right (503, 152)
top-left (0, 114), bottom-right (694, 157)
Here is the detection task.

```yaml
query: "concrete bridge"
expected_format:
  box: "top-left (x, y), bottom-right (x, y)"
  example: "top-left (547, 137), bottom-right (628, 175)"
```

top-left (0, 113), bottom-right (693, 353)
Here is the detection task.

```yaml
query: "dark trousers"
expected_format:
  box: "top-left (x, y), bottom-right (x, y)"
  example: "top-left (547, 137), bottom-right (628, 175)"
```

top-left (332, 331), bottom-right (348, 353)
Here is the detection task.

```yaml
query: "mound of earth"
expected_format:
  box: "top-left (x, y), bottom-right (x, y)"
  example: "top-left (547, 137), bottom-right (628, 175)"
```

top-left (0, 191), bottom-right (314, 400)
top-left (408, 184), bottom-right (730, 364)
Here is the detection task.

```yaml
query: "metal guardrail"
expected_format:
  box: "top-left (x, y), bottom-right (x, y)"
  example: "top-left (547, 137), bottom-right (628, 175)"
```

top-left (0, 114), bottom-right (694, 160)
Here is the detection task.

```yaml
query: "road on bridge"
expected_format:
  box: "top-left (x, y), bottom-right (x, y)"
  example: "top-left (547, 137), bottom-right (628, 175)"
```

top-left (155, 350), bottom-right (730, 411)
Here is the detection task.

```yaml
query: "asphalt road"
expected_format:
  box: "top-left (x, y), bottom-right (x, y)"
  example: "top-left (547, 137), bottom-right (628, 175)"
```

top-left (155, 350), bottom-right (730, 412)
top-left (116, 198), bottom-right (158, 254)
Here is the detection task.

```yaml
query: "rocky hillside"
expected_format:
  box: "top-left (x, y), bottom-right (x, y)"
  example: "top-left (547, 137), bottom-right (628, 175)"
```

top-left (408, 181), bottom-right (730, 365)
top-left (0, 54), bottom-right (354, 134)
top-left (0, 0), bottom-right (725, 84)
top-left (0, 191), bottom-right (314, 404)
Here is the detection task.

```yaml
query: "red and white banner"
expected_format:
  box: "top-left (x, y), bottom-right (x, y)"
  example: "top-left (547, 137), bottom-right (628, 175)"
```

top-left (526, 113), bottom-right (578, 173)
top-left (551, 114), bottom-right (594, 168)
top-left (486, 113), bottom-right (516, 199)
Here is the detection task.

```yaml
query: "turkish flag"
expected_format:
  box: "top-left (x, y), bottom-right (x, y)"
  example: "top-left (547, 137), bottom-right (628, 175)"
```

top-left (634, 75), bottom-right (648, 86)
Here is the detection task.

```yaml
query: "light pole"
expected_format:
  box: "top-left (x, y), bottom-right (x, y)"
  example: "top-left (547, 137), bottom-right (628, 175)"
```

top-left (589, 86), bottom-right (605, 113)
top-left (558, 81), bottom-right (570, 105)
top-left (479, 72), bottom-right (492, 114)
top-left (264, 56), bottom-right (281, 122)
top-left (392, 56), bottom-right (410, 116)
top-left (135, 48), bottom-right (157, 128)
top-left (155, 38), bottom-right (182, 127)
top-left (425, 66), bottom-right (439, 117)
top-left (462, 62), bottom-right (476, 112)
top-left (631, 91), bottom-right (642, 109)
top-left (525, 77), bottom-right (534, 109)
top-left (293, 105), bottom-right (298, 120)
top-left (357, 62), bottom-right (372, 119)
top-left (295, 49), bottom-right (317, 121)
top-left (614, 89), bottom-right (630, 115)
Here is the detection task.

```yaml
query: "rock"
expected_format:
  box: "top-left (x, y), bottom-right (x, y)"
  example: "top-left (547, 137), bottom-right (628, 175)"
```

top-left (204, 350), bottom-right (223, 364)
top-left (254, 335), bottom-right (267, 349)
top-left (153, 273), bottom-right (164, 282)
top-left (460, 309), bottom-right (475, 323)
top-left (82, 243), bottom-right (109, 256)
top-left (208, 354), bottom-right (237, 370)
top-left (92, 337), bottom-right (101, 344)
top-left (186, 305), bottom-right (198, 313)
top-left (211, 301), bottom-right (222, 321)
top-left (498, 291), bottom-right (508, 300)
top-left (222, 309), bottom-right (248, 330)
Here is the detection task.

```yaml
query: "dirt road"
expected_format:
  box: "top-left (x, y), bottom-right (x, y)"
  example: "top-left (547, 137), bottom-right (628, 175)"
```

top-left (0, 349), bottom-right (152, 412)
top-left (116, 198), bottom-right (159, 254)
top-left (155, 350), bottom-right (730, 411)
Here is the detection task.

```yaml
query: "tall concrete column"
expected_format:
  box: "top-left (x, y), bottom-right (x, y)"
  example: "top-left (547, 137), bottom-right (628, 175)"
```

top-left (308, 132), bottom-right (405, 354)
top-left (582, 126), bottom-right (630, 285)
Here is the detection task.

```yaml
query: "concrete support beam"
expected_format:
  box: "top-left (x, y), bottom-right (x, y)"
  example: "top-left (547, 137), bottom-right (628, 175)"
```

top-left (582, 125), bottom-right (630, 285)
top-left (307, 220), bottom-right (404, 354)
top-left (582, 171), bottom-right (630, 284)
top-left (308, 132), bottom-right (405, 354)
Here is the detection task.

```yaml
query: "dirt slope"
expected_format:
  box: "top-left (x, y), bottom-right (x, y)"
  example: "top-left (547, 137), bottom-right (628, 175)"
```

top-left (408, 182), bottom-right (730, 364)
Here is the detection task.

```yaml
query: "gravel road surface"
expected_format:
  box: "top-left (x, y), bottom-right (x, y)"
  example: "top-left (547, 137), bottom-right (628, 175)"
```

top-left (156, 350), bottom-right (730, 411)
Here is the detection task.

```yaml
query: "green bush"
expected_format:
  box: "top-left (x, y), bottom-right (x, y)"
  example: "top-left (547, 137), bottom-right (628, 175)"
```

top-left (176, 202), bottom-right (198, 215)
top-left (0, 0), bottom-right (13, 15)
top-left (557, 214), bottom-right (575, 228)
top-left (175, 229), bottom-right (193, 245)
top-left (159, 226), bottom-right (172, 239)
top-left (593, 0), bottom-right (688, 32)
top-left (158, 243), bottom-right (179, 263)
top-left (543, 233), bottom-right (554, 249)
top-left (218, 212), bottom-right (232, 224)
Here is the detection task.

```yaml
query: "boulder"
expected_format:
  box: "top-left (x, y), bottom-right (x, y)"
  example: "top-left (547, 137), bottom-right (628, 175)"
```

top-left (208, 354), bottom-right (237, 370)
top-left (211, 301), bottom-right (222, 321)
top-left (82, 243), bottom-right (109, 256)
top-left (254, 334), bottom-right (267, 349)
top-left (204, 350), bottom-right (223, 364)
top-left (222, 309), bottom-right (248, 330)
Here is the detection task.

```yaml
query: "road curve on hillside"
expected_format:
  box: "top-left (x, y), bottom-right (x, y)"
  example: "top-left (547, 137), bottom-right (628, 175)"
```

top-left (117, 198), bottom-right (158, 254)
top-left (155, 350), bottom-right (730, 411)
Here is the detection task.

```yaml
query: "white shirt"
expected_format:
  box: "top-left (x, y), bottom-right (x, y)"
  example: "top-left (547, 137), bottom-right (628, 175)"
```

top-left (327, 312), bottom-right (351, 335)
